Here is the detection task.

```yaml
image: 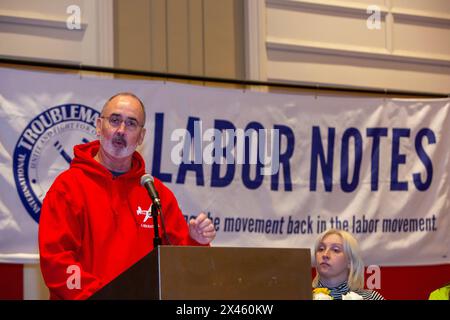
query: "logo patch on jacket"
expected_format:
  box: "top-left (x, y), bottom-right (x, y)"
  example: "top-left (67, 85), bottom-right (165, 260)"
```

top-left (136, 205), bottom-right (156, 229)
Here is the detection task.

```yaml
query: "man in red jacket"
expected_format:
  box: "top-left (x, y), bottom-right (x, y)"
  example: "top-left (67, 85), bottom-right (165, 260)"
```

top-left (39, 92), bottom-right (216, 299)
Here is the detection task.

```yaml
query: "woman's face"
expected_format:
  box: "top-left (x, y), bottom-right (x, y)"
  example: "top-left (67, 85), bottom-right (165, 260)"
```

top-left (315, 233), bottom-right (349, 285)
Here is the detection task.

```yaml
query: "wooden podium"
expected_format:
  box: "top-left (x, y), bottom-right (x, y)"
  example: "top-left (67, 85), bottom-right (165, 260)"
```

top-left (90, 246), bottom-right (312, 300)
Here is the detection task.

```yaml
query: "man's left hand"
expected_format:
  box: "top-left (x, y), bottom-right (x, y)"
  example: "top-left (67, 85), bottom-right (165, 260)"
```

top-left (189, 212), bottom-right (216, 244)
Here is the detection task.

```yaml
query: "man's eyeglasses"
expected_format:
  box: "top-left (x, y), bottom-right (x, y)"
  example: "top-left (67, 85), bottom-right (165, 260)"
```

top-left (100, 115), bottom-right (143, 131)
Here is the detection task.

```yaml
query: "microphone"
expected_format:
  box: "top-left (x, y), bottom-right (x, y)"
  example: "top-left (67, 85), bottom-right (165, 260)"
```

top-left (140, 174), bottom-right (161, 210)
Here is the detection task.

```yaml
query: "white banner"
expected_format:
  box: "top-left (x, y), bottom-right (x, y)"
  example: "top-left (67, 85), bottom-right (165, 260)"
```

top-left (1, 67), bottom-right (449, 266)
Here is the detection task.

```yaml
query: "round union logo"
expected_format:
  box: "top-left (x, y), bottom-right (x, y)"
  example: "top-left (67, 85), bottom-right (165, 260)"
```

top-left (13, 104), bottom-right (100, 223)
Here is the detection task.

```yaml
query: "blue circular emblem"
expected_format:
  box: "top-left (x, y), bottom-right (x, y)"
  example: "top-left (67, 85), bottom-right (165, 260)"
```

top-left (13, 104), bottom-right (100, 223)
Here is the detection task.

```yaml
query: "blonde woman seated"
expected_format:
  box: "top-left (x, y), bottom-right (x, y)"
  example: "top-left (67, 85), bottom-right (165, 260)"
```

top-left (312, 228), bottom-right (385, 300)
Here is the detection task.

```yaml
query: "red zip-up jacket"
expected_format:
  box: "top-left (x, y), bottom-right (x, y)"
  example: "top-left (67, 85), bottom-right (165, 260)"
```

top-left (39, 141), bottom-right (204, 299)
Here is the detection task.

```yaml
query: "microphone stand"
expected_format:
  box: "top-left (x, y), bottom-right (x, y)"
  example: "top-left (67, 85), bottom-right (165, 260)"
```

top-left (151, 203), bottom-right (162, 247)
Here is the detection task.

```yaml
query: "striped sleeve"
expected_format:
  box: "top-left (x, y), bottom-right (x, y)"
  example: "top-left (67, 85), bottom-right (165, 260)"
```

top-left (359, 289), bottom-right (385, 300)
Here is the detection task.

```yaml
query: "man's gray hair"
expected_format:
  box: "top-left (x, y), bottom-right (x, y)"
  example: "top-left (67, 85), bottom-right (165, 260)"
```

top-left (102, 92), bottom-right (146, 125)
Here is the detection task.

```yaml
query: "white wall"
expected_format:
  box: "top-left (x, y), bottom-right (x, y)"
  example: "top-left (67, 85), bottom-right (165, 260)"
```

top-left (246, 0), bottom-right (450, 94)
top-left (0, 0), bottom-right (113, 66)
top-left (23, 264), bottom-right (48, 300)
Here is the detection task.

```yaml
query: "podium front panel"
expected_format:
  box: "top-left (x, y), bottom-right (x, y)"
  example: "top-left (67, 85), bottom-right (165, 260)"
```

top-left (158, 246), bottom-right (311, 300)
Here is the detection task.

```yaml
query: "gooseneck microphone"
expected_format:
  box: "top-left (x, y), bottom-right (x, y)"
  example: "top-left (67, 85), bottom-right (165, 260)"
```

top-left (140, 174), bottom-right (162, 246)
top-left (140, 173), bottom-right (172, 246)
top-left (140, 174), bottom-right (161, 210)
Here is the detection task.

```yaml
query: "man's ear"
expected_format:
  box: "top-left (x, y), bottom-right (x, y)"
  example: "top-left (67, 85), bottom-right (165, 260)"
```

top-left (96, 117), bottom-right (102, 136)
top-left (138, 128), bottom-right (146, 145)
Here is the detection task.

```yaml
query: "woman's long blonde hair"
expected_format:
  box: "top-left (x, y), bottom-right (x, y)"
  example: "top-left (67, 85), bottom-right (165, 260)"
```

top-left (312, 229), bottom-right (365, 291)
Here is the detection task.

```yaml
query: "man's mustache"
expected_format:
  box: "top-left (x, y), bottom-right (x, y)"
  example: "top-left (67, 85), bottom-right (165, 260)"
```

top-left (112, 134), bottom-right (127, 146)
